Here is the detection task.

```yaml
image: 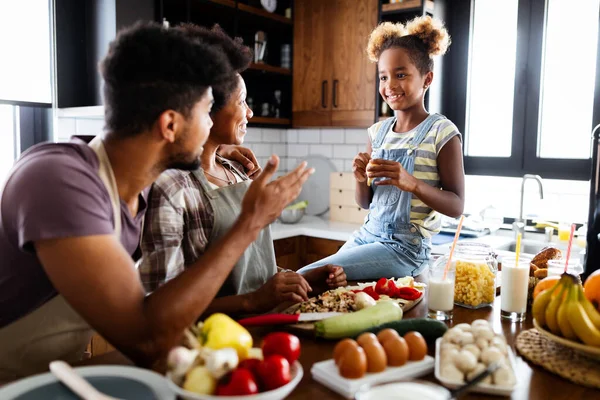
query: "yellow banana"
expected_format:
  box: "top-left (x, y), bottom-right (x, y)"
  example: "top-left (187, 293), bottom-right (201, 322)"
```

top-left (545, 282), bottom-right (566, 335)
top-left (579, 287), bottom-right (600, 330)
top-left (567, 284), bottom-right (600, 347)
top-left (532, 283), bottom-right (560, 327)
top-left (557, 283), bottom-right (577, 340)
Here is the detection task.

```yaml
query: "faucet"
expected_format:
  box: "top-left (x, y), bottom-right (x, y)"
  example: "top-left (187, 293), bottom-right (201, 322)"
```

top-left (513, 174), bottom-right (544, 238)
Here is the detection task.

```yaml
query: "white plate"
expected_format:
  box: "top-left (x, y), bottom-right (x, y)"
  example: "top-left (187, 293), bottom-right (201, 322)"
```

top-left (296, 155), bottom-right (337, 216)
top-left (533, 319), bottom-right (600, 360)
top-left (355, 381), bottom-right (450, 400)
top-left (434, 338), bottom-right (518, 396)
top-left (311, 356), bottom-right (434, 399)
top-left (167, 361), bottom-right (303, 400)
top-left (0, 365), bottom-right (174, 400)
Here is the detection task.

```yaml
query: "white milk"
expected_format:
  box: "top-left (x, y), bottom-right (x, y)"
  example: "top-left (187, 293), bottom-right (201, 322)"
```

top-left (428, 279), bottom-right (455, 311)
top-left (501, 263), bottom-right (529, 313)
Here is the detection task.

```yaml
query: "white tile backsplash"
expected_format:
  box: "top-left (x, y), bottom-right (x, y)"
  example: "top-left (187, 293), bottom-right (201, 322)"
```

top-left (288, 144), bottom-right (309, 157)
top-left (272, 144), bottom-right (287, 157)
top-left (286, 129), bottom-right (298, 143)
top-left (297, 129), bottom-right (320, 143)
top-left (308, 144), bottom-right (333, 158)
top-left (320, 129), bottom-right (345, 144)
top-left (249, 143), bottom-right (272, 157)
top-left (334, 144), bottom-right (360, 159)
top-left (262, 129), bottom-right (282, 143)
top-left (344, 129), bottom-right (368, 144)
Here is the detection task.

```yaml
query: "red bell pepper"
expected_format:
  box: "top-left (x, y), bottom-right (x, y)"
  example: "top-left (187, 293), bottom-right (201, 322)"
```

top-left (362, 286), bottom-right (380, 300)
top-left (393, 286), bottom-right (422, 300)
top-left (375, 278), bottom-right (395, 296)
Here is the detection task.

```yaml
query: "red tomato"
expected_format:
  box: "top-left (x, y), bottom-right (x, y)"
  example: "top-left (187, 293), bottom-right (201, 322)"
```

top-left (256, 354), bottom-right (291, 391)
top-left (238, 358), bottom-right (261, 376)
top-left (215, 368), bottom-right (259, 396)
top-left (261, 332), bottom-right (301, 364)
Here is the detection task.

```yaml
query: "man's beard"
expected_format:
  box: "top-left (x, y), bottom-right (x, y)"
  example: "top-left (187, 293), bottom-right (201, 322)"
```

top-left (165, 152), bottom-right (201, 171)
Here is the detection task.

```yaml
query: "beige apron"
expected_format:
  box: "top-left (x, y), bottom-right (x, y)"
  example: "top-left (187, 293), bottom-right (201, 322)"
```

top-left (0, 137), bottom-right (122, 382)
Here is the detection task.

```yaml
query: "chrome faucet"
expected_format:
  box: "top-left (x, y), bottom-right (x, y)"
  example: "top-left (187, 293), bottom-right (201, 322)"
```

top-left (513, 174), bottom-right (544, 237)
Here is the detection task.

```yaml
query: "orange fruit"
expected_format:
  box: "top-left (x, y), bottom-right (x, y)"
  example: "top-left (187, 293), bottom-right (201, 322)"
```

top-left (584, 270), bottom-right (600, 309)
top-left (533, 276), bottom-right (560, 300)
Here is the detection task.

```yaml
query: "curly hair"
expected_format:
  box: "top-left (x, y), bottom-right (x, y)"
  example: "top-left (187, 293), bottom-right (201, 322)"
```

top-left (178, 24), bottom-right (253, 115)
top-left (100, 22), bottom-right (236, 136)
top-left (366, 16), bottom-right (451, 75)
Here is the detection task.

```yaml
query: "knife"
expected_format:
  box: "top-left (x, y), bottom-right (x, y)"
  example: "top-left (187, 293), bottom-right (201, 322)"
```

top-left (237, 312), bottom-right (342, 327)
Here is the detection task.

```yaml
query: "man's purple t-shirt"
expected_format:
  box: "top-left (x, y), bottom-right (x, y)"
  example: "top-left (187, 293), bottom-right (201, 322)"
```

top-left (0, 141), bottom-right (146, 328)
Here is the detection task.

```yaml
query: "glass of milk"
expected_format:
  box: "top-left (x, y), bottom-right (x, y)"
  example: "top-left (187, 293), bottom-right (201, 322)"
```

top-left (428, 257), bottom-right (456, 321)
top-left (500, 258), bottom-right (530, 322)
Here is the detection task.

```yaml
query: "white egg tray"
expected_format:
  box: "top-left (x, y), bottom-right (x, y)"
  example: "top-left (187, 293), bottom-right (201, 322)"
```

top-left (311, 356), bottom-right (434, 399)
top-left (434, 338), bottom-right (518, 396)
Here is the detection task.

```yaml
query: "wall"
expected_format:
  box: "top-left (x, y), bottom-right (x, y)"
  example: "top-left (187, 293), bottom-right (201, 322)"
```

top-left (56, 116), bottom-right (590, 224)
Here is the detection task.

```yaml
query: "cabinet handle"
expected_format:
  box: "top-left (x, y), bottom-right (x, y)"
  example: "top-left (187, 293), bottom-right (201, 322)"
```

top-left (332, 79), bottom-right (339, 108)
top-left (322, 80), bottom-right (328, 108)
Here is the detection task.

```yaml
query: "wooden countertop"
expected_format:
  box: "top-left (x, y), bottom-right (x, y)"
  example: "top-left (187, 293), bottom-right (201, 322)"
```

top-left (77, 295), bottom-right (600, 399)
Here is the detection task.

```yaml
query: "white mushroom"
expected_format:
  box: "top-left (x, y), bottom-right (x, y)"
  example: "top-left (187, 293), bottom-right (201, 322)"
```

top-left (458, 331), bottom-right (475, 346)
top-left (443, 327), bottom-right (464, 344)
top-left (481, 347), bottom-right (504, 366)
top-left (454, 323), bottom-right (472, 332)
top-left (475, 338), bottom-right (489, 351)
top-left (462, 344), bottom-right (481, 360)
top-left (441, 363), bottom-right (464, 383)
top-left (473, 326), bottom-right (495, 341)
top-left (466, 363), bottom-right (493, 384)
top-left (490, 337), bottom-right (508, 355)
top-left (493, 365), bottom-right (516, 386)
top-left (454, 350), bottom-right (478, 373)
top-left (471, 319), bottom-right (491, 329)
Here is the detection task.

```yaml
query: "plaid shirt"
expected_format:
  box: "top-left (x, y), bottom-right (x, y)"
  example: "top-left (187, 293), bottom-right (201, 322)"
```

top-left (138, 157), bottom-right (247, 293)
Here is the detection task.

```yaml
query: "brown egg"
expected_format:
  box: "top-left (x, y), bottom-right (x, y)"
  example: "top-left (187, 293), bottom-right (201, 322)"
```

top-left (338, 346), bottom-right (367, 379)
top-left (333, 339), bottom-right (359, 365)
top-left (404, 331), bottom-right (428, 361)
top-left (377, 328), bottom-right (400, 345)
top-left (362, 341), bottom-right (387, 373)
top-left (381, 336), bottom-right (409, 366)
top-left (357, 332), bottom-right (378, 347)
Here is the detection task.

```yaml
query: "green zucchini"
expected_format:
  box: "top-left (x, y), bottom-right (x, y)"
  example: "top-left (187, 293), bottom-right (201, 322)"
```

top-left (357, 318), bottom-right (448, 342)
top-left (314, 301), bottom-right (403, 339)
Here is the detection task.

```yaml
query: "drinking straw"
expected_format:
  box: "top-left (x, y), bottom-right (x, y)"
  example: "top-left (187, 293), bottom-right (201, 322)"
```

top-left (515, 232), bottom-right (522, 264)
top-left (444, 215), bottom-right (465, 280)
top-left (564, 223), bottom-right (576, 273)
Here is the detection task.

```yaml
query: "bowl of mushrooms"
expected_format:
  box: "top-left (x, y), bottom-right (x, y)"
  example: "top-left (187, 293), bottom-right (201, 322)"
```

top-left (434, 320), bottom-right (518, 396)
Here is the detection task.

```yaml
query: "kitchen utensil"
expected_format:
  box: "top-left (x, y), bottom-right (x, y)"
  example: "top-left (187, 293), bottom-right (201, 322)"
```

top-left (296, 155), bottom-right (337, 216)
top-left (167, 361), bottom-right (303, 400)
top-left (238, 312), bottom-right (341, 327)
top-left (278, 207), bottom-right (305, 224)
top-left (50, 361), bottom-right (118, 400)
top-left (0, 365), bottom-right (171, 400)
top-left (254, 31), bottom-right (267, 63)
top-left (448, 362), bottom-right (500, 399)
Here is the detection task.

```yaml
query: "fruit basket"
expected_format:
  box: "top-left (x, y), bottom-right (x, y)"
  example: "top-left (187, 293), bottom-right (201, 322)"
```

top-left (533, 320), bottom-right (600, 361)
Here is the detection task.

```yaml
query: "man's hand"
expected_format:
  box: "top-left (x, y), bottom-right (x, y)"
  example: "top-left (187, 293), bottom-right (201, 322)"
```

top-left (302, 265), bottom-right (347, 293)
top-left (250, 271), bottom-right (312, 312)
top-left (240, 155), bottom-right (313, 231)
top-left (218, 144), bottom-right (262, 178)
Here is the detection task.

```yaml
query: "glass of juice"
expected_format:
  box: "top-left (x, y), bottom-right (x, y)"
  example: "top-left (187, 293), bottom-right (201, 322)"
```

top-left (428, 257), bottom-right (456, 321)
top-left (500, 258), bottom-right (530, 322)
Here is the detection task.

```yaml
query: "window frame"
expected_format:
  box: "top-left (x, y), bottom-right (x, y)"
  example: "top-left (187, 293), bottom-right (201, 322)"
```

top-left (442, 0), bottom-right (600, 181)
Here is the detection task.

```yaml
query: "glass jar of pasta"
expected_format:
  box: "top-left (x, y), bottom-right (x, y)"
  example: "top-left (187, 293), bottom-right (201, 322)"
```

top-left (431, 242), bottom-right (497, 309)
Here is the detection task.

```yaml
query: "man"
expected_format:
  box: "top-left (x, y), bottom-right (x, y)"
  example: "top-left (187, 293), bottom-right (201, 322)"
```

top-left (0, 22), bottom-right (312, 380)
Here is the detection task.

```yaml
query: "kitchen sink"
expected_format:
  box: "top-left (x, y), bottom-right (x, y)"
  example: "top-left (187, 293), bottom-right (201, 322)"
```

top-left (495, 239), bottom-right (552, 255)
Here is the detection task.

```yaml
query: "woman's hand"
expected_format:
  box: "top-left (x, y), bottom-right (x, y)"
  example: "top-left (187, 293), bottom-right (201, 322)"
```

top-left (352, 152), bottom-right (371, 183)
top-left (366, 159), bottom-right (418, 192)
top-left (218, 145), bottom-right (262, 178)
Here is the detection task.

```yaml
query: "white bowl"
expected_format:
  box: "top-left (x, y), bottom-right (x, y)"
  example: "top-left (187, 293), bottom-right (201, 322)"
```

top-left (533, 319), bottom-right (600, 360)
top-left (167, 361), bottom-right (303, 400)
top-left (355, 380), bottom-right (450, 400)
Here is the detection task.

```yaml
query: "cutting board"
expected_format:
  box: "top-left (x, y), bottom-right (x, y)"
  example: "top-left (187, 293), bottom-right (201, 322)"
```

top-left (281, 293), bottom-right (424, 337)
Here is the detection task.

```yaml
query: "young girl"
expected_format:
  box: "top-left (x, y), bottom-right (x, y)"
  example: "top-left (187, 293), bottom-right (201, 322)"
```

top-left (298, 16), bottom-right (465, 280)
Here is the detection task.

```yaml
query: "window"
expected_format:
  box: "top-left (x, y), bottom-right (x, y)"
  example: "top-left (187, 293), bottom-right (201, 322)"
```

top-left (449, 0), bottom-right (600, 180)
top-left (0, 105), bottom-right (18, 182)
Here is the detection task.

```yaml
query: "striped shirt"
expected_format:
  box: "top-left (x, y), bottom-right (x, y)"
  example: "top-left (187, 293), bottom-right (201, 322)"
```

top-left (368, 117), bottom-right (462, 237)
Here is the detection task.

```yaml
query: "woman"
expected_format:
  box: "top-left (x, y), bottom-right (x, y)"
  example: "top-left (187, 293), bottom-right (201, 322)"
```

top-left (140, 42), bottom-right (346, 315)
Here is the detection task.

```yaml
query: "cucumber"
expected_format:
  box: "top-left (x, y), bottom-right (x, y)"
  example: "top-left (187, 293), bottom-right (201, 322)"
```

top-left (356, 318), bottom-right (448, 342)
top-left (314, 301), bottom-right (403, 339)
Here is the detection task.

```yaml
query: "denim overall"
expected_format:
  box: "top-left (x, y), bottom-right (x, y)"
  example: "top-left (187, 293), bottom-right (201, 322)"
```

top-left (298, 114), bottom-right (443, 280)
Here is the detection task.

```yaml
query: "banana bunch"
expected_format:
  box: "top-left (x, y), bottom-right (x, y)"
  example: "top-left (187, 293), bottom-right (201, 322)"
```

top-left (532, 274), bottom-right (600, 347)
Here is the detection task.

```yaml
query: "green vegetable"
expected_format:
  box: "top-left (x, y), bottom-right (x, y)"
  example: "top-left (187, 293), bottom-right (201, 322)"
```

top-left (357, 318), bottom-right (448, 342)
top-left (315, 301), bottom-right (403, 339)
top-left (285, 200), bottom-right (308, 210)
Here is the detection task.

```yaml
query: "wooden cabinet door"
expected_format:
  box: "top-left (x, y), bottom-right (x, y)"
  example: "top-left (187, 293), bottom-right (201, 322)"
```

top-left (292, 0), bottom-right (332, 127)
top-left (330, 0), bottom-right (378, 128)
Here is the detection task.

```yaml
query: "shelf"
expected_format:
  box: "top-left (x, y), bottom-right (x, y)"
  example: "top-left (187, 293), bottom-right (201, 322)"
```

top-left (205, 0), bottom-right (235, 8)
top-left (381, 0), bottom-right (434, 14)
top-left (248, 63), bottom-right (292, 75)
top-left (237, 3), bottom-right (292, 25)
top-left (250, 117), bottom-right (291, 125)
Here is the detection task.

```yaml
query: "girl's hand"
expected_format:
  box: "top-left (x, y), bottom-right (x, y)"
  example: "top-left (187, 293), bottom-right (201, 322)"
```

top-left (367, 159), bottom-right (419, 192)
top-left (352, 152), bottom-right (371, 183)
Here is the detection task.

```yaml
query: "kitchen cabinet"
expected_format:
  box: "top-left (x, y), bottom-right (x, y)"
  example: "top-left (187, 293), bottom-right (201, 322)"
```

top-left (292, 0), bottom-right (378, 128)
top-left (274, 236), bottom-right (346, 270)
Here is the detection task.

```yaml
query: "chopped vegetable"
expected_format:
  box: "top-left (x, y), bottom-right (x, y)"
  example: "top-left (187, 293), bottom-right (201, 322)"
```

top-left (354, 291), bottom-right (377, 310)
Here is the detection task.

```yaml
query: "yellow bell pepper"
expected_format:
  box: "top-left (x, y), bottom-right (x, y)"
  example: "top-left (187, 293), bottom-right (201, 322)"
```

top-left (199, 313), bottom-right (253, 360)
